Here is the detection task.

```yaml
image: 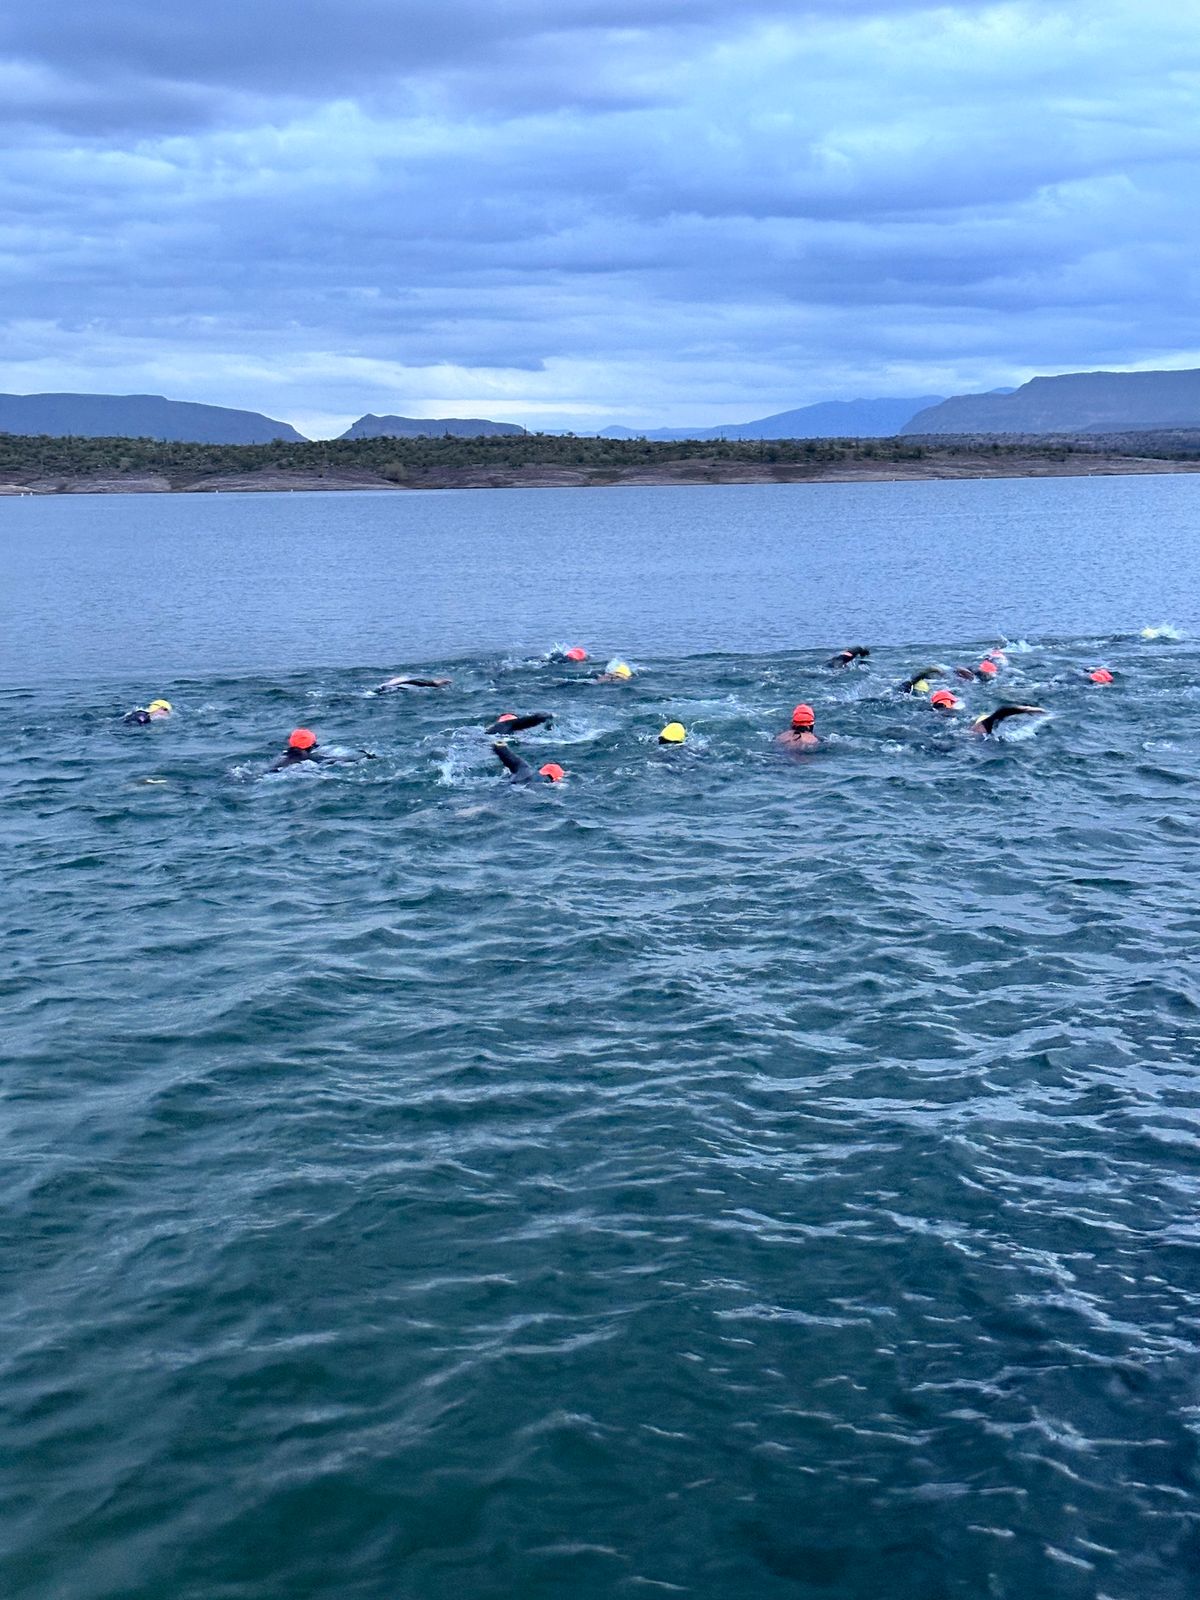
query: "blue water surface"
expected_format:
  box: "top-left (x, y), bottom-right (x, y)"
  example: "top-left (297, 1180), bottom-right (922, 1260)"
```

top-left (2, 478), bottom-right (1199, 1600)
top-left (3, 474), bottom-right (1199, 681)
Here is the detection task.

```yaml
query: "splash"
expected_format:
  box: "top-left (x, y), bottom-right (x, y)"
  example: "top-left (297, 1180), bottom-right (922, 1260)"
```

top-left (1140, 623), bottom-right (1182, 640)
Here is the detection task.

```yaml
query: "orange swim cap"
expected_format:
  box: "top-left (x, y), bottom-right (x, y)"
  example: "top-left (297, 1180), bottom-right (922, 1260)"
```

top-left (978, 660), bottom-right (998, 676)
top-left (1089, 668), bottom-right (1114, 684)
top-left (288, 728), bottom-right (317, 750)
top-left (539, 763), bottom-right (565, 782)
top-left (792, 704), bottom-right (815, 728)
top-left (564, 647), bottom-right (587, 662)
top-left (930, 689), bottom-right (959, 708)
top-left (496, 712), bottom-right (517, 723)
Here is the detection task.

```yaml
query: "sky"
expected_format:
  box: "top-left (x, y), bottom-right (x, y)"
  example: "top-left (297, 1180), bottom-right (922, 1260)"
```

top-left (2, 0), bottom-right (1199, 437)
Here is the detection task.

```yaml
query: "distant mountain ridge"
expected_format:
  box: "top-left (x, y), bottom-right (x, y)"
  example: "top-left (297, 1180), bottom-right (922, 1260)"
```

top-left (341, 414), bottom-right (526, 440)
top-left (598, 396), bottom-right (945, 441)
top-left (0, 392), bottom-right (305, 443)
top-left (903, 369), bottom-right (1200, 435)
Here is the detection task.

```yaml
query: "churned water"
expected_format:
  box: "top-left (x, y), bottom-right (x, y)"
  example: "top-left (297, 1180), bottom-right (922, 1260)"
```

top-left (3, 480), bottom-right (1200, 1599)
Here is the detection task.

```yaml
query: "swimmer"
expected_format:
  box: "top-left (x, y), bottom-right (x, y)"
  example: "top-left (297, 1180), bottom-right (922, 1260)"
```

top-left (483, 712), bottom-right (554, 735)
top-left (548, 647), bottom-right (589, 663)
top-left (373, 674), bottom-right (452, 693)
top-left (1085, 667), bottom-right (1115, 684)
top-left (123, 698), bottom-right (173, 725)
top-left (953, 666), bottom-right (978, 682)
top-left (899, 668), bottom-right (945, 695)
top-left (827, 646), bottom-right (870, 669)
top-left (492, 743), bottom-right (565, 784)
top-left (970, 705), bottom-right (1047, 738)
top-left (976, 659), bottom-right (999, 679)
top-left (658, 722), bottom-right (686, 745)
top-left (597, 661), bottom-right (634, 683)
top-left (775, 703), bottom-right (821, 750)
top-left (265, 727), bottom-right (374, 772)
top-left (267, 728), bottom-right (332, 771)
top-left (929, 688), bottom-right (963, 713)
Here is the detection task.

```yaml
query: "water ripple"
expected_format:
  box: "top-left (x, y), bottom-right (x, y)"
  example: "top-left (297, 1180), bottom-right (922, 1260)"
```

top-left (2, 635), bottom-right (1200, 1598)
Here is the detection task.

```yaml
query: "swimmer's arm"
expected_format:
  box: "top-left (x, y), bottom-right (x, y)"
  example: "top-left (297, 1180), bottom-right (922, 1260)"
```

top-left (493, 742), bottom-right (533, 781)
top-left (976, 704), bottom-right (1045, 735)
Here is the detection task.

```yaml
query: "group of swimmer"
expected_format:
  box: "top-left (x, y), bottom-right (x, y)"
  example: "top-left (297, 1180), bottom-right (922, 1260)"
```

top-left (119, 639), bottom-right (1122, 784)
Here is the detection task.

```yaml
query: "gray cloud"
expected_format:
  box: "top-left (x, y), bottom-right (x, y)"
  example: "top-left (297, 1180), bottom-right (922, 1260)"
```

top-left (1, 2), bottom-right (1198, 433)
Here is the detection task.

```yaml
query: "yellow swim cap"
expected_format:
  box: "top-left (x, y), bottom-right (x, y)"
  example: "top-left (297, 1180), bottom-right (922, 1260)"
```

top-left (659, 722), bottom-right (686, 744)
top-left (612, 663), bottom-right (632, 680)
top-left (147, 699), bottom-right (172, 712)
top-left (912, 679), bottom-right (930, 695)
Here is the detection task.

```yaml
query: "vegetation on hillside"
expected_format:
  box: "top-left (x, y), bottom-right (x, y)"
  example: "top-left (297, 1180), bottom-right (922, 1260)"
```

top-left (2, 428), bottom-right (1199, 484)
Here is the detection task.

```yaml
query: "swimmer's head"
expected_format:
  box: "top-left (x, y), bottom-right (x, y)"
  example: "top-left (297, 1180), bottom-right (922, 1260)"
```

top-left (911, 679), bottom-right (931, 695)
top-left (610, 662), bottom-right (633, 680)
top-left (977, 659), bottom-right (998, 677)
top-left (288, 727), bottom-right (317, 750)
top-left (495, 712), bottom-right (518, 724)
top-left (564, 647), bottom-right (588, 662)
top-left (538, 762), bottom-right (565, 783)
top-left (929, 689), bottom-right (961, 710)
top-left (1088, 668), bottom-right (1114, 684)
top-left (147, 699), bottom-right (172, 713)
top-left (658, 722), bottom-right (686, 744)
top-left (791, 703), bottom-right (815, 729)
top-left (986, 650), bottom-right (1008, 663)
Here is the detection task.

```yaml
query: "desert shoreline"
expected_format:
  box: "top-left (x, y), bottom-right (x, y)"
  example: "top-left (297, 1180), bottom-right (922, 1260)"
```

top-left (4, 452), bottom-right (1200, 496)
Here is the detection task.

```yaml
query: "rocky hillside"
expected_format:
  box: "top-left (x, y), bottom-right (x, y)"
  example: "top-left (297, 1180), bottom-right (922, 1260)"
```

top-left (340, 414), bottom-right (526, 439)
top-left (0, 392), bottom-right (305, 443)
top-left (903, 369), bottom-right (1200, 434)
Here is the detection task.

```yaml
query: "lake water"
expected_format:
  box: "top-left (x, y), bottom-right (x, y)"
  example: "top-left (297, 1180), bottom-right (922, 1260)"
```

top-left (3, 475), bottom-right (1200, 681)
top-left (3, 478), bottom-right (1200, 1600)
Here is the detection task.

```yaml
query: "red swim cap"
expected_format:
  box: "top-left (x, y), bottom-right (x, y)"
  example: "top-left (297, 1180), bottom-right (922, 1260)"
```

top-left (930, 689), bottom-right (958, 708)
top-left (978, 660), bottom-right (998, 676)
top-left (1089, 668), bottom-right (1114, 684)
top-left (564, 647), bottom-right (588, 662)
top-left (496, 712), bottom-right (517, 723)
top-left (539, 763), bottom-right (565, 782)
top-left (987, 649), bottom-right (1008, 663)
top-left (288, 727), bottom-right (317, 750)
top-left (792, 704), bottom-right (815, 728)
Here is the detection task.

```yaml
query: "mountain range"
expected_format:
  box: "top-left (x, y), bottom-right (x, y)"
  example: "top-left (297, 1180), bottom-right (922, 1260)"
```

top-left (598, 396), bottom-right (946, 440)
top-left (901, 369), bottom-right (1200, 434)
top-left (339, 413), bottom-right (526, 440)
top-left (4, 368), bottom-right (1200, 446)
top-left (0, 392), bottom-right (304, 443)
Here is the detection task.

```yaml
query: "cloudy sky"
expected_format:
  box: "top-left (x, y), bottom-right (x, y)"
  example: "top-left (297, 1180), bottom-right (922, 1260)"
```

top-left (2, 1), bottom-right (1198, 436)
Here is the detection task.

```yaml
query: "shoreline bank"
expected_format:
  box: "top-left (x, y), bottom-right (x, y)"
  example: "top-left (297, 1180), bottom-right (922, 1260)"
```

top-left (4, 452), bottom-right (1200, 495)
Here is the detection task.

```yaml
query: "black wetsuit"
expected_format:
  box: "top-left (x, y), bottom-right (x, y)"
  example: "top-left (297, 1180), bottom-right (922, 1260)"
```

top-left (123, 709), bottom-right (153, 725)
top-left (493, 743), bottom-right (556, 784)
top-left (900, 668), bottom-right (945, 694)
top-left (266, 746), bottom-right (337, 773)
top-left (484, 712), bottom-right (553, 735)
top-left (827, 647), bottom-right (870, 668)
top-left (373, 676), bottom-right (450, 694)
top-left (973, 705), bottom-right (1044, 737)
